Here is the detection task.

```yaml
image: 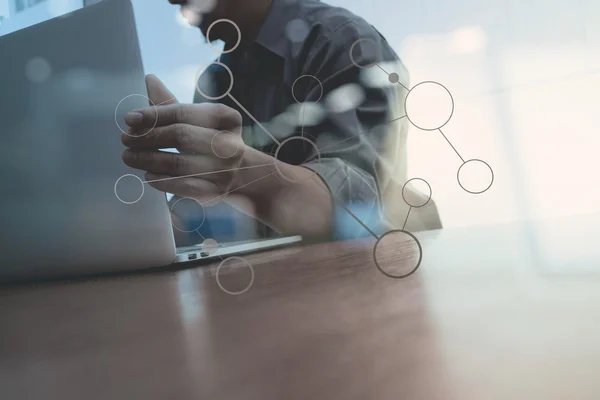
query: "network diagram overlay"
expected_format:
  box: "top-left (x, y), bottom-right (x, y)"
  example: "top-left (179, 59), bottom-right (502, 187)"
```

top-left (114, 19), bottom-right (494, 295)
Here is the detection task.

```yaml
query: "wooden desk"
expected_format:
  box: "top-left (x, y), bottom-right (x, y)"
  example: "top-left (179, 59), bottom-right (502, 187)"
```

top-left (1, 214), bottom-right (600, 400)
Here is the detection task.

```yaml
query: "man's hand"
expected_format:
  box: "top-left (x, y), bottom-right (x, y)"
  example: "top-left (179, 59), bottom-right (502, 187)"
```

top-left (122, 75), bottom-right (333, 238)
top-left (121, 75), bottom-right (245, 205)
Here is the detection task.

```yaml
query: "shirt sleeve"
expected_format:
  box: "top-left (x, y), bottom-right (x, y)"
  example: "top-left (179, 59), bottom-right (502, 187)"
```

top-left (296, 21), bottom-right (410, 239)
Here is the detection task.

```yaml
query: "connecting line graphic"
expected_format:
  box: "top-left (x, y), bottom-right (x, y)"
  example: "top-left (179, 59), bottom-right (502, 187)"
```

top-left (300, 104), bottom-right (306, 135)
top-left (375, 63), bottom-right (410, 92)
top-left (310, 178), bottom-right (380, 240)
top-left (318, 115), bottom-right (407, 153)
top-left (142, 163), bottom-right (274, 184)
top-left (438, 128), bottom-right (465, 163)
top-left (199, 171), bottom-right (277, 206)
top-left (341, 204), bottom-right (379, 239)
top-left (402, 207), bottom-right (412, 231)
top-left (155, 97), bottom-right (177, 106)
top-left (228, 94), bottom-right (282, 146)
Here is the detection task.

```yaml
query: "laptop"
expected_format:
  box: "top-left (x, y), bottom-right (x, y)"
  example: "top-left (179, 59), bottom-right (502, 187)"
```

top-left (0, 0), bottom-right (301, 282)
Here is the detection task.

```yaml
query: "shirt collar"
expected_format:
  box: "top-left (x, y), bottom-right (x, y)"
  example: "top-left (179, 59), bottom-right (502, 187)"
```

top-left (254, 0), bottom-right (299, 58)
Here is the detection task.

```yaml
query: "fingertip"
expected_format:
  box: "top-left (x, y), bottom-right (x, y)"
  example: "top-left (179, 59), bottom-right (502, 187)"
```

top-left (121, 148), bottom-right (131, 161)
top-left (124, 111), bottom-right (144, 126)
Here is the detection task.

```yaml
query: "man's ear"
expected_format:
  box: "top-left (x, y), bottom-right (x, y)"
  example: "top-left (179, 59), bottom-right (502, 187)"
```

top-left (145, 74), bottom-right (179, 106)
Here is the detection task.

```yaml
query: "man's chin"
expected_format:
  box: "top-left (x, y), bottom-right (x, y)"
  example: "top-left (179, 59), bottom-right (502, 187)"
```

top-left (179, 5), bottom-right (210, 29)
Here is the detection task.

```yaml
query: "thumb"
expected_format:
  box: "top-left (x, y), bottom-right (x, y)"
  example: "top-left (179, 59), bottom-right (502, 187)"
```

top-left (145, 74), bottom-right (178, 106)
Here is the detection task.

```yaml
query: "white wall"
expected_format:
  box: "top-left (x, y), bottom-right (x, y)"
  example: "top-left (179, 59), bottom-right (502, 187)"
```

top-left (329, 0), bottom-right (600, 229)
top-left (0, 0), bottom-right (8, 17)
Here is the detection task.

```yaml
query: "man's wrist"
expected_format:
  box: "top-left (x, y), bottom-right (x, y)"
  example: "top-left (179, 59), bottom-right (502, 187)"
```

top-left (232, 145), bottom-right (281, 198)
top-left (230, 146), bottom-right (334, 237)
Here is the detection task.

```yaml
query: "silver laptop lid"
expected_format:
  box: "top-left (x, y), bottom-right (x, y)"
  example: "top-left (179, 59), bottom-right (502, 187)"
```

top-left (0, 0), bottom-right (176, 280)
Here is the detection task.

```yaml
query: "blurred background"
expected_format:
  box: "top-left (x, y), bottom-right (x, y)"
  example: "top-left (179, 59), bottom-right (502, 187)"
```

top-left (2, 0), bottom-right (599, 231)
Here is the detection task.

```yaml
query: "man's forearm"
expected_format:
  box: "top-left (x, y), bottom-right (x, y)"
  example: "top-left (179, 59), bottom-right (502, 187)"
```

top-left (227, 146), bottom-right (334, 238)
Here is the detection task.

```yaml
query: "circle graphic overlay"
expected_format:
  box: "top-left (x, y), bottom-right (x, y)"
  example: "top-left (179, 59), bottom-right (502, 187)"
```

top-left (350, 38), bottom-right (381, 69)
top-left (114, 174), bottom-right (145, 205)
top-left (292, 75), bottom-right (324, 104)
top-left (216, 256), bottom-right (255, 295)
top-left (274, 136), bottom-right (322, 184)
top-left (402, 178), bottom-right (432, 208)
top-left (115, 94), bottom-right (158, 138)
top-left (170, 197), bottom-right (206, 233)
top-left (211, 130), bottom-right (241, 158)
top-left (206, 19), bottom-right (241, 55)
top-left (404, 81), bottom-right (454, 131)
top-left (195, 62), bottom-right (234, 101)
top-left (457, 159), bottom-right (494, 194)
top-left (373, 230), bottom-right (423, 279)
top-left (202, 238), bottom-right (219, 256)
top-left (388, 72), bottom-right (400, 84)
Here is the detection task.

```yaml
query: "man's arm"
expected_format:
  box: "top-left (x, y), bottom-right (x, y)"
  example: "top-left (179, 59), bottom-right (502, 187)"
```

top-left (225, 20), bottom-right (408, 240)
top-left (122, 26), bottom-right (405, 240)
top-left (273, 21), bottom-right (409, 238)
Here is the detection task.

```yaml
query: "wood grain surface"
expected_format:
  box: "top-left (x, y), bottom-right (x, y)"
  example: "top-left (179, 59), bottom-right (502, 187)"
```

top-left (1, 214), bottom-right (600, 400)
